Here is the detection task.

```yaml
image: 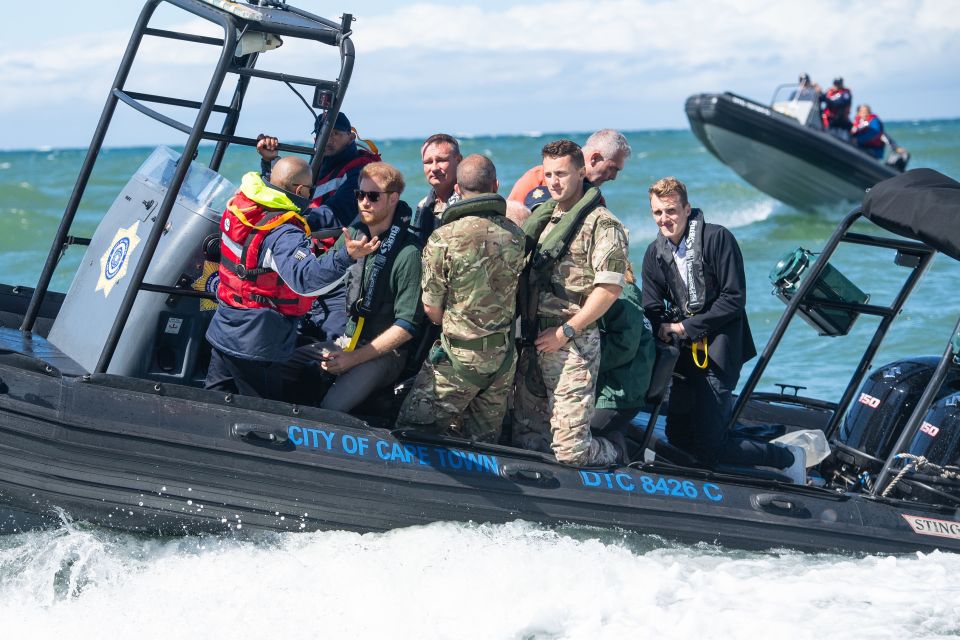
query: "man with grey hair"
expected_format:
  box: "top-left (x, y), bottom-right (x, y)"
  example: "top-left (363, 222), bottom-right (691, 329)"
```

top-left (507, 129), bottom-right (632, 206)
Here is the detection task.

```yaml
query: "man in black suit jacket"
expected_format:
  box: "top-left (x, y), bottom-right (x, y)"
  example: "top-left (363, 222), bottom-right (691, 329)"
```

top-left (641, 177), bottom-right (795, 471)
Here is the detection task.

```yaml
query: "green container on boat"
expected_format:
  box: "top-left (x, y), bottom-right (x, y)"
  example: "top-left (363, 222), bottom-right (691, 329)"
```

top-left (769, 248), bottom-right (870, 336)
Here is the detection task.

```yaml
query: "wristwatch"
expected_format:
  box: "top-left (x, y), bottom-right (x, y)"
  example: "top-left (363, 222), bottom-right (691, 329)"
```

top-left (561, 323), bottom-right (576, 339)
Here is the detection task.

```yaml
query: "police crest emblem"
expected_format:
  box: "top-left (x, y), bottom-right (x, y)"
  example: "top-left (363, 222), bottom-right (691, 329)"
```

top-left (95, 221), bottom-right (142, 298)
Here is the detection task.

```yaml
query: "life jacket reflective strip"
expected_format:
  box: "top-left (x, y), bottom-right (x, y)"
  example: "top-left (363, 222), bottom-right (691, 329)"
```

top-left (217, 173), bottom-right (315, 316)
top-left (309, 149), bottom-right (382, 209)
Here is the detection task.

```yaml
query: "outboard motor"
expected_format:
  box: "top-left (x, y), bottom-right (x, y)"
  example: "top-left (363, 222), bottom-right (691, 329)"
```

top-left (829, 357), bottom-right (960, 484)
top-left (47, 146), bottom-right (233, 382)
top-left (883, 392), bottom-right (960, 505)
top-left (907, 393), bottom-right (960, 465)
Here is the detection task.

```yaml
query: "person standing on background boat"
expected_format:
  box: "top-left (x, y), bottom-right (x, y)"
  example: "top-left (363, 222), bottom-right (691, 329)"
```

top-left (409, 133), bottom-right (462, 244)
top-left (296, 162), bottom-right (424, 413)
top-left (793, 72), bottom-right (822, 101)
top-left (204, 157), bottom-right (380, 400)
top-left (397, 155), bottom-right (526, 441)
top-left (512, 139), bottom-right (630, 466)
top-left (821, 77), bottom-right (853, 140)
top-left (640, 177), bottom-right (805, 481)
top-left (507, 129), bottom-right (632, 207)
top-left (790, 73), bottom-right (824, 128)
top-left (851, 104), bottom-right (887, 159)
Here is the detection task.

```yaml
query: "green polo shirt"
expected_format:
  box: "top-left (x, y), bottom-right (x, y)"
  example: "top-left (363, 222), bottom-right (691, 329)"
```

top-left (335, 223), bottom-right (424, 342)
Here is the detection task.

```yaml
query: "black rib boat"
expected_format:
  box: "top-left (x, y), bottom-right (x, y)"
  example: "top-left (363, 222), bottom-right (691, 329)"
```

top-left (3, 0), bottom-right (960, 554)
top-left (686, 89), bottom-right (906, 210)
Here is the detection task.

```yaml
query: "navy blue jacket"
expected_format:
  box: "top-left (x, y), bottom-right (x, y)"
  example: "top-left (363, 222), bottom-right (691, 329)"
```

top-left (206, 225), bottom-right (353, 362)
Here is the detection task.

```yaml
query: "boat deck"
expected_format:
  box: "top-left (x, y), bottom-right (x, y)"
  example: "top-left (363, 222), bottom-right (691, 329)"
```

top-left (0, 326), bottom-right (87, 377)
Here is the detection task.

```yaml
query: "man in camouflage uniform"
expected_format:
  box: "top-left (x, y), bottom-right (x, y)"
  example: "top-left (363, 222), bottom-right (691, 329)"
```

top-left (397, 155), bottom-right (526, 441)
top-left (513, 139), bottom-right (630, 466)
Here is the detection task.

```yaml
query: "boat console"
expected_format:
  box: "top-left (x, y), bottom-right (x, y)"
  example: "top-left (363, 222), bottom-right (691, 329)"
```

top-left (46, 147), bottom-right (231, 383)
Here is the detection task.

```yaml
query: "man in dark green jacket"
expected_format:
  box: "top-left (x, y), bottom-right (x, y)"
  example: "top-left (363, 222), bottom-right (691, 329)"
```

top-left (593, 267), bottom-right (655, 434)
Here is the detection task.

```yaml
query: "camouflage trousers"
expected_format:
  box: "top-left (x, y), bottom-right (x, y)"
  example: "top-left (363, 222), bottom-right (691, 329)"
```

top-left (512, 327), bottom-right (618, 465)
top-left (397, 341), bottom-right (516, 442)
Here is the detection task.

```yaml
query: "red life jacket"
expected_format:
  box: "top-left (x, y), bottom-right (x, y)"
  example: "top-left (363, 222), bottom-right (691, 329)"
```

top-left (217, 190), bottom-right (316, 316)
top-left (852, 113), bottom-right (885, 148)
top-left (309, 148), bottom-right (381, 209)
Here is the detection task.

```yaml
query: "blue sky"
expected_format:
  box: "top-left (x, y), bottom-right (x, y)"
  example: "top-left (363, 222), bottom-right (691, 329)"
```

top-left (5, 0), bottom-right (960, 149)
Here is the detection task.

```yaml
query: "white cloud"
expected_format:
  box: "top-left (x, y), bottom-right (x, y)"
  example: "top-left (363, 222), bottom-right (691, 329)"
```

top-left (2, 0), bottom-right (958, 148)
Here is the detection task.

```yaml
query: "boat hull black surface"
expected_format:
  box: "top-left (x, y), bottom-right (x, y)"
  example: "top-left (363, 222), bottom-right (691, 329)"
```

top-left (1, 355), bottom-right (957, 554)
top-left (686, 93), bottom-right (899, 210)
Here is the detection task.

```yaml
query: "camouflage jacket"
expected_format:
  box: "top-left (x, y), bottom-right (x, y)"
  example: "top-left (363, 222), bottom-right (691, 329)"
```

top-left (535, 197), bottom-right (629, 320)
top-left (421, 194), bottom-right (526, 341)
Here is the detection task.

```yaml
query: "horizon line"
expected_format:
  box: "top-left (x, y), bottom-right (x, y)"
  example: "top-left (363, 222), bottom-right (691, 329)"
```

top-left (3, 116), bottom-right (958, 154)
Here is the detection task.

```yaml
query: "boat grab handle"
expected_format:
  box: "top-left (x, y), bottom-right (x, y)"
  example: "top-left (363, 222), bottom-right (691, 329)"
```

top-left (750, 493), bottom-right (808, 517)
top-left (232, 423), bottom-right (290, 446)
top-left (501, 463), bottom-right (559, 487)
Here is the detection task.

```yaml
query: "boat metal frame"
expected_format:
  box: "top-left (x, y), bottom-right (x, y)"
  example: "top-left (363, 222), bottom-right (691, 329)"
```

top-left (19, 0), bottom-right (356, 375)
top-left (729, 207), bottom-right (960, 497)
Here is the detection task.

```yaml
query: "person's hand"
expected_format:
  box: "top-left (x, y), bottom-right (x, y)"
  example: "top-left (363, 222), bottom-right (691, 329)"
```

top-left (256, 134), bottom-right (279, 161)
top-left (321, 349), bottom-right (361, 375)
top-left (534, 326), bottom-right (568, 354)
top-left (343, 228), bottom-right (381, 259)
top-left (658, 321), bottom-right (686, 342)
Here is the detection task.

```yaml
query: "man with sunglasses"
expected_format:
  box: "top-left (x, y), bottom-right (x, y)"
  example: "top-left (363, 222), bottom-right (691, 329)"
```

top-left (205, 157), bottom-right (380, 400)
top-left (295, 162), bottom-right (424, 413)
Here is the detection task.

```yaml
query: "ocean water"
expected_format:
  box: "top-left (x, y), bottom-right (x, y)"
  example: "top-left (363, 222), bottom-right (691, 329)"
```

top-left (2, 121), bottom-right (960, 638)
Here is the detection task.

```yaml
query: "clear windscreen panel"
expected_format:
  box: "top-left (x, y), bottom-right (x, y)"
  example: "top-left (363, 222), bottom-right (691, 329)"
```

top-left (136, 146), bottom-right (235, 218)
top-left (771, 83), bottom-right (822, 129)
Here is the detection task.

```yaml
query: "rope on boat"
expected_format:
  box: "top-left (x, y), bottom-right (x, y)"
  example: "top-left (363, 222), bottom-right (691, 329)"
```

top-left (881, 453), bottom-right (960, 497)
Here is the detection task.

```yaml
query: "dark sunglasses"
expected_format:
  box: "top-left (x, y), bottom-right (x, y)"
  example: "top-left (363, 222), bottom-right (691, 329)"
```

top-left (354, 189), bottom-right (392, 203)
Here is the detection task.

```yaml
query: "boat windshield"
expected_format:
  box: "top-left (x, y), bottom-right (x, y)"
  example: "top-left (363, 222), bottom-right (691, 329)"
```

top-left (138, 146), bottom-right (235, 217)
top-left (770, 83), bottom-right (822, 129)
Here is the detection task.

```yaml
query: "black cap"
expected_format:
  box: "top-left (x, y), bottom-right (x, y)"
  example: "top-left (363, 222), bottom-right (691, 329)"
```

top-left (313, 111), bottom-right (352, 136)
top-left (833, 77), bottom-right (843, 86)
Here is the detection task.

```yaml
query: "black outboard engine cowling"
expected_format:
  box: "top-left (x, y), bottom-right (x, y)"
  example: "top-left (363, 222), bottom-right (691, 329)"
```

top-left (906, 392), bottom-right (960, 467)
top-left (884, 392), bottom-right (960, 505)
top-left (832, 357), bottom-right (960, 478)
